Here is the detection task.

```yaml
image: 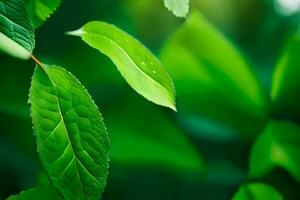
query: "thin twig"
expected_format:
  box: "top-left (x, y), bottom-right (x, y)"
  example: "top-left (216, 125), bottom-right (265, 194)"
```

top-left (30, 55), bottom-right (47, 72)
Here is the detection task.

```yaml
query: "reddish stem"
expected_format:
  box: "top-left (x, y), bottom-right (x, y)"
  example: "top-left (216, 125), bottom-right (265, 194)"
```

top-left (30, 55), bottom-right (46, 71)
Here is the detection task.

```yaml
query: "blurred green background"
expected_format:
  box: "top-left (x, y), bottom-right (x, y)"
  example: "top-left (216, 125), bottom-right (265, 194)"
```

top-left (1, 0), bottom-right (300, 199)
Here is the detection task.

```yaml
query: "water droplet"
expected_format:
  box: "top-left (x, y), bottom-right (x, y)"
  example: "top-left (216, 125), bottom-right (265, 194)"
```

top-left (141, 61), bottom-right (146, 65)
top-left (152, 70), bottom-right (156, 74)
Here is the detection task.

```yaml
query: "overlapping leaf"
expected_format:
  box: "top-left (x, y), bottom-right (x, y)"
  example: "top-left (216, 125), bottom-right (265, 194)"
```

top-left (160, 11), bottom-right (268, 137)
top-left (67, 21), bottom-right (176, 111)
top-left (0, 0), bottom-right (35, 59)
top-left (163, 0), bottom-right (189, 18)
top-left (25, 0), bottom-right (61, 27)
top-left (7, 186), bottom-right (63, 200)
top-left (271, 36), bottom-right (300, 122)
top-left (29, 65), bottom-right (110, 200)
top-left (249, 121), bottom-right (300, 182)
top-left (232, 183), bottom-right (283, 200)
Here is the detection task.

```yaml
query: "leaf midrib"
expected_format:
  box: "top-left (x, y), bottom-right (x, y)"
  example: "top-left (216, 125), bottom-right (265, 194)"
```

top-left (45, 70), bottom-right (99, 199)
top-left (0, 2), bottom-right (32, 43)
top-left (84, 31), bottom-right (174, 104)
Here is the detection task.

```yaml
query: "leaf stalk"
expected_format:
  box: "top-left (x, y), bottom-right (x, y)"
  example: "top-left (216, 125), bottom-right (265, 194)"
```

top-left (31, 55), bottom-right (47, 72)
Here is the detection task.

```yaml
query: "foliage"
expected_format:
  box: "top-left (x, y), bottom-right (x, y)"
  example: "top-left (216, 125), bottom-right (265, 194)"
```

top-left (249, 121), bottom-right (300, 182)
top-left (30, 65), bottom-right (110, 200)
top-left (0, 0), bottom-right (176, 199)
top-left (1, 0), bottom-right (300, 200)
top-left (7, 186), bottom-right (63, 200)
top-left (107, 94), bottom-right (203, 172)
top-left (68, 21), bottom-right (176, 110)
top-left (25, 0), bottom-right (61, 27)
top-left (160, 11), bottom-right (268, 137)
top-left (163, 0), bottom-right (189, 18)
top-left (271, 36), bottom-right (300, 122)
top-left (0, 0), bottom-right (35, 59)
top-left (232, 183), bottom-right (283, 200)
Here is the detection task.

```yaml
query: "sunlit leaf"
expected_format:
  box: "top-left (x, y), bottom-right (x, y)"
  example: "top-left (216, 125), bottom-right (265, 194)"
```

top-left (271, 36), bottom-right (300, 122)
top-left (67, 21), bottom-right (176, 111)
top-left (249, 121), bottom-right (300, 182)
top-left (7, 186), bottom-right (63, 200)
top-left (0, 0), bottom-right (35, 59)
top-left (25, 0), bottom-right (61, 27)
top-left (232, 183), bottom-right (283, 200)
top-left (160, 11), bottom-right (268, 137)
top-left (163, 0), bottom-right (189, 18)
top-left (29, 65), bottom-right (110, 200)
top-left (106, 94), bottom-right (203, 173)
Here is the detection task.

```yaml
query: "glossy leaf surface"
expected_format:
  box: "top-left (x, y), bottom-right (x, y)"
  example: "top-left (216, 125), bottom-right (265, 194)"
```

top-left (0, 0), bottom-right (35, 59)
top-left (29, 65), bottom-right (110, 200)
top-left (68, 21), bottom-right (176, 111)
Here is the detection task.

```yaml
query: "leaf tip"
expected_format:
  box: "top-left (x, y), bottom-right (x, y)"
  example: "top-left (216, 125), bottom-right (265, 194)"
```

top-left (165, 102), bottom-right (177, 112)
top-left (163, 0), bottom-right (189, 18)
top-left (65, 29), bottom-right (85, 36)
top-left (170, 105), bottom-right (177, 112)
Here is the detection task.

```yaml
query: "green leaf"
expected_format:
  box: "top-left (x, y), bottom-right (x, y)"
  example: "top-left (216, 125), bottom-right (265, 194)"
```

top-left (67, 21), bottom-right (176, 111)
top-left (163, 0), bottom-right (189, 18)
top-left (232, 183), bottom-right (284, 200)
top-left (160, 11), bottom-right (268, 137)
top-left (249, 121), bottom-right (300, 182)
top-left (25, 0), bottom-right (61, 28)
top-left (106, 94), bottom-right (203, 173)
top-left (7, 186), bottom-right (63, 200)
top-left (29, 65), bottom-right (110, 200)
top-left (271, 36), bottom-right (300, 122)
top-left (0, 0), bottom-right (35, 59)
